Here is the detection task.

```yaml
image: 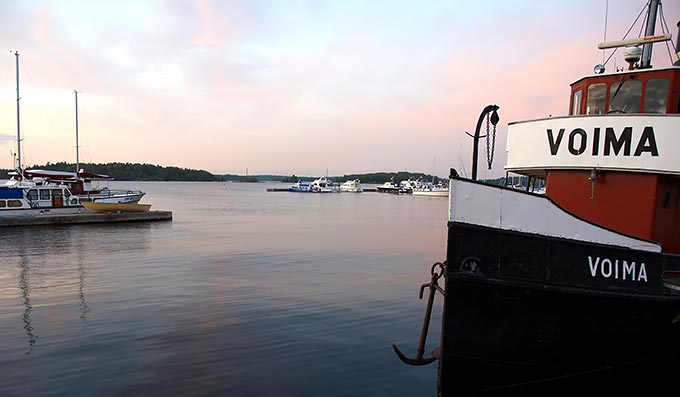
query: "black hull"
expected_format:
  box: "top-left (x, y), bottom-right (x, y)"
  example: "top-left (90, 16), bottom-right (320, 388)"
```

top-left (439, 222), bottom-right (680, 395)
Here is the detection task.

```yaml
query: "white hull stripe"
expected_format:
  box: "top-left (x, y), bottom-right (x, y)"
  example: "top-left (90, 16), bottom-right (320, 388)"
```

top-left (448, 178), bottom-right (661, 253)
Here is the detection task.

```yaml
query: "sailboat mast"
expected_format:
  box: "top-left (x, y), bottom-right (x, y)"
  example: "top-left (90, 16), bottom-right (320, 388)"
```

top-left (74, 90), bottom-right (79, 175)
top-left (14, 51), bottom-right (21, 177)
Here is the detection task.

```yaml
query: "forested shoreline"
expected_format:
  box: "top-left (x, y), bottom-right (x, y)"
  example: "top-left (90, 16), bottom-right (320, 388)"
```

top-left (1, 162), bottom-right (443, 184)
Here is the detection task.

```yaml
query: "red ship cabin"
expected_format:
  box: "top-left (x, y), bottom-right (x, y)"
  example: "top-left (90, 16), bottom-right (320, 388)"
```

top-left (505, 39), bottom-right (680, 253)
top-left (540, 67), bottom-right (680, 253)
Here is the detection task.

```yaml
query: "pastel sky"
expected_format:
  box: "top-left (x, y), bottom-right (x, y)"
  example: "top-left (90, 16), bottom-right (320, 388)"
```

top-left (1, 0), bottom-right (679, 178)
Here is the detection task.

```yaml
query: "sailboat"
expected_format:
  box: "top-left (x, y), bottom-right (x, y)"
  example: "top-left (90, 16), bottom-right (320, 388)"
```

top-left (412, 157), bottom-right (448, 197)
top-left (16, 89), bottom-right (146, 204)
top-left (1, 51), bottom-right (84, 217)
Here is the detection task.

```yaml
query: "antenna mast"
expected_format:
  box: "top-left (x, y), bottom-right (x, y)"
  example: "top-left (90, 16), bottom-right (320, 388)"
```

top-left (641, 0), bottom-right (661, 68)
top-left (14, 51), bottom-right (22, 177)
top-left (602, 0), bottom-right (609, 64)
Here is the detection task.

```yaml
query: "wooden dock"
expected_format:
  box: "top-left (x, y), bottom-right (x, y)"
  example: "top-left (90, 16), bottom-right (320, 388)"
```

top-left (0, 210), bottom-right (173, 227)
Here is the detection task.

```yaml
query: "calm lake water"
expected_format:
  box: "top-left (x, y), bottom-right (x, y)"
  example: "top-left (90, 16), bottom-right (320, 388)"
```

top-left (0, 181), bottom-right (448, 396)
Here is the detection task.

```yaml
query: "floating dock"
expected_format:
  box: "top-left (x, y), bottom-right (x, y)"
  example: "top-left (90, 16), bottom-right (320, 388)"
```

top-left (0, 210), bottom-right (173, 227)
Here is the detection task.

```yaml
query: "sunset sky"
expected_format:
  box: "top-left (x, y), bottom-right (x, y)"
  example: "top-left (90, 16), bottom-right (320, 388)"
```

top-left (1, 0), bottom-right (679, 178)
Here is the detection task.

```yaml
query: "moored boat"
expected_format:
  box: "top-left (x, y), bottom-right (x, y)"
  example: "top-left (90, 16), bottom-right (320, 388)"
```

top-left (82, 201), bottom-right (151, 213)
top-left (15, 169), bottom-right (145, 204)
top-left (1, 179), bottom-right (84, 217)
top-left (411, 183), bottom-right (448, 197)
top-left (310, 176), bottom-right (340, 193)
top-left (340, 179), bottom-right (363, 192)
top-left (4, 52), bottom-right (144, 207)
top-left (288, 181), bottom-right (313, 192)
top-left (1, 52), bottom-right (84, 218)
top-left (394, 2), bottom-right (680, 394)
top-left (376, 180), bottom-right (405, 194)
top-left (399, 178), bottom-right (423, 193)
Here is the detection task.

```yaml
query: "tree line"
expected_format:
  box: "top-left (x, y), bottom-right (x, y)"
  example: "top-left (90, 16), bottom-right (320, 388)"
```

top-left (1, 164), bottom-right (444, 184)
top-left (1, 162), bottom-right (219, 181)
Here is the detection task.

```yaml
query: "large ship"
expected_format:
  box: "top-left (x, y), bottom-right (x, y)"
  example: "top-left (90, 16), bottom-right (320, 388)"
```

top-left (394, 1), bottom-right (680, 394)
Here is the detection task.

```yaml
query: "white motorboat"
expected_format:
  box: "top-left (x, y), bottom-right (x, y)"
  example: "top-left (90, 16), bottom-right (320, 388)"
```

top-left (1, 176), bottom-right (84, 217)
top-left (14, 169), bottom-right (145, 204)
top-left (399, 178), bottom-right (424, 193)
top-left (411, 183), bottom-right (449, 197)
top-left (340, 179), bottom-right (363, 192)
top-left (310, 177), bottom-right (340, 193)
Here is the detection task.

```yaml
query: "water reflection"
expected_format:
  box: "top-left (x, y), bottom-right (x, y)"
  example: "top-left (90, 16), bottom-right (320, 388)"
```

top-left (77, 250), bottom-right (90, 325)
top-left (2, 223), bottom-right (155, 355)
top-left (18, 256), bottom-right (36, 355)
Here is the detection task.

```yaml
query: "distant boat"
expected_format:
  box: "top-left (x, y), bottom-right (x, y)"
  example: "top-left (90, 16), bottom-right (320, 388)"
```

top-left (82, 201), bottom-right (151, 213)
top-left (411, 183), bottom-right (448, 197)
top-left (399, 178), bottom-right (424, 193)
top-left (340, 179), bottom-right (363, 192)
top-left (376, 181), bottom-right (404, 194)
top-left (288, 181), bottom-right (313, 193)
top-left (310, 177), bottom-right (339, 193)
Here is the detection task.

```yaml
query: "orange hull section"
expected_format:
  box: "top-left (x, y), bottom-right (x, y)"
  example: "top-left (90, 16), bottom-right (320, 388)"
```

top-left (546, 170), bottom-right (680, 254)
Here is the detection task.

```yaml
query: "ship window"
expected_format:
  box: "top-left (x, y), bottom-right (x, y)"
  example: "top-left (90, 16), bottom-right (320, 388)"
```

top-left (39, 189), bottom-right (50, 200)
top-left (7, 199), bottom-right (23, 207)
top-left (27, 189), bottom-right (38, 200)
top-left (53, 190), bottom-right (62, 199)
top-left (586, 83), bottom-right (606, 114)
top-left (609, 79), bottom-right (641, 113)
top-left (644, 78), bottom-right (669, 113)
top-left (571, 89), bottom-right (582, 115)
top-left (0, 200), bottom-right (5, 207)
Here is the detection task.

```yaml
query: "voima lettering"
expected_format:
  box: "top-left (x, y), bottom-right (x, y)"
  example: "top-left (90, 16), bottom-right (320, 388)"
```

top-left (547, 126), bottom-right (659, 157)
top-left (588, 256), bottom-right (648, 282)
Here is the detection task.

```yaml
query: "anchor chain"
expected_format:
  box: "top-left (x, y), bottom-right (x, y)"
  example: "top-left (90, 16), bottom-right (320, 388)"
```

top-left (392, 261), bottom-right (446, 366)
top-left (486, 112), bottom-right (498, 170)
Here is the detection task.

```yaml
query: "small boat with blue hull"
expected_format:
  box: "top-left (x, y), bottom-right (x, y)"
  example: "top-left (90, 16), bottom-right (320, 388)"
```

top-left (393, 2), bottom-right (680, 394)
top-left (288, 182), bottom-right (313, 192)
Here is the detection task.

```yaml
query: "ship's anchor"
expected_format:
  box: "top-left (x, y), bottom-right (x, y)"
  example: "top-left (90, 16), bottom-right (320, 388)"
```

top-left (392, 261), bottom-right (446, 366)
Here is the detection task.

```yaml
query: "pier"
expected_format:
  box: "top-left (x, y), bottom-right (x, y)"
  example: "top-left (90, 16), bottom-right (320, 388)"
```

top-left (267, 187), bottom-right (378, 192)
top-left (0, 210), bottom-right (173, 227)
